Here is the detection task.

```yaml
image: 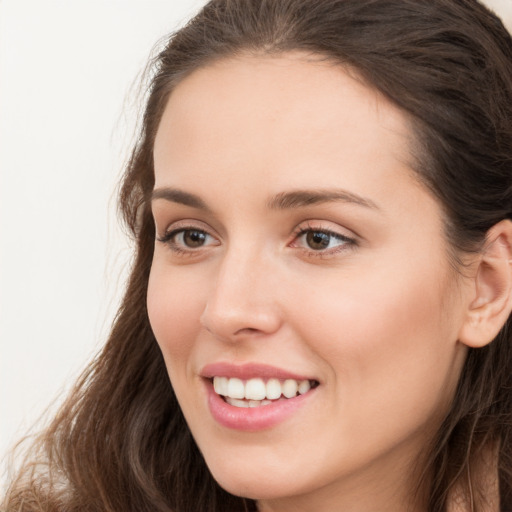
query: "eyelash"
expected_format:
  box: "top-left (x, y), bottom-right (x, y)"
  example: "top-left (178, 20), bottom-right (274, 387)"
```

top-left (157, 226), bottom-right (217, 255)
top-left (156, 223), bottom-right (357, 258)
top-left (290, 224), bottom-right (357, 257)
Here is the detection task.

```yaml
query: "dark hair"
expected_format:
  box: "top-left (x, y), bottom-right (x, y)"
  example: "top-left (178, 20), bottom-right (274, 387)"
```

top-left (4, 0), bottom-right (512, 510)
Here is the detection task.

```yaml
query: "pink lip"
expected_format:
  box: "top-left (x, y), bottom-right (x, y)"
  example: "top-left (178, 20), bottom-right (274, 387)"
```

top-left (204, 381), bottom-right (315, 431)
top-left (200, 362), bottom-right (318, 431)
top-left (200, 362), bottom-right (316, 381)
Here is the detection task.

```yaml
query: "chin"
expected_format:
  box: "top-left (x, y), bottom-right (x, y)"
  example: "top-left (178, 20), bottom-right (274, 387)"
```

top-left (204, 456), bottom-right (303, 501)
top-left (215, 477), bottom-right (293, 502)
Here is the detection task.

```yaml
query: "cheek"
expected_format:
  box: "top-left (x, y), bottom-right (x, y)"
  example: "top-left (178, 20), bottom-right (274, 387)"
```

top-left (294, 255), bottom-right (464, 436)
top-left (147, 261), bottom-right (205, 363)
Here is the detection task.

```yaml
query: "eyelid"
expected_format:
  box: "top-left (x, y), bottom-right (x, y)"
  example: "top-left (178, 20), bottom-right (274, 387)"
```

top-left (156, 219), bottom-right (220, 253)
top-left (289, 221), bottom-right (358, 256)
top-left (156, 218), bottom-right (215, 239)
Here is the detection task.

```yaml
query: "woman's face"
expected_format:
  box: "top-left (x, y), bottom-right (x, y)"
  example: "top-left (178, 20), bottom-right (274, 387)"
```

top-left (148, 53), bottom-right (470, 510)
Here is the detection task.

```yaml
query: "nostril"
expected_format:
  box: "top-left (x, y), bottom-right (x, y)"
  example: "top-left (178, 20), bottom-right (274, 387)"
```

top-left (235, 327), bottom-right (260, 334)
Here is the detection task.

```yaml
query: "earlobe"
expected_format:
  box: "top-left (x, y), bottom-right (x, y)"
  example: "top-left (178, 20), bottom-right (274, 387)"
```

top-left (459, 220), bottom-right (512, 349)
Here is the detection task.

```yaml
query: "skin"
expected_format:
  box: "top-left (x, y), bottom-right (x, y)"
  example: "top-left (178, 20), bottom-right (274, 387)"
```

top-left (148, 53), bottom-right (475, 511)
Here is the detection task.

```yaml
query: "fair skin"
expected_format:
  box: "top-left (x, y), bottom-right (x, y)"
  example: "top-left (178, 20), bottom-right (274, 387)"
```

top-left (147, 53), bottom-right (512, 511)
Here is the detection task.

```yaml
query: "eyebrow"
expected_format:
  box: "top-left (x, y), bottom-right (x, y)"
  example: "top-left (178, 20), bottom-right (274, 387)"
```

top-left (151, 187), bottom-right (211, 211)
top-left (151, 187), bottom-right (379, 211)
top-left (266, 189), bottom-right (379, 210)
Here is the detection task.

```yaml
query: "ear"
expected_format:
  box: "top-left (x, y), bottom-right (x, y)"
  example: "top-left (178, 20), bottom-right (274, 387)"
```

top-left (459, 219), bottom-right (512, 348)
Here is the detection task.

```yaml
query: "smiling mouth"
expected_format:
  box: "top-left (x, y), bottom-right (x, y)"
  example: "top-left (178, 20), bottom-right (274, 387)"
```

top-left (212, 376), bottom-right (319, 408)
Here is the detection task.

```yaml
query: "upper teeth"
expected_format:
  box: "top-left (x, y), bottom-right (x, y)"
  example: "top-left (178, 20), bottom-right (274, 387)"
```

top-left (213, 376), bottom-right (312, 401)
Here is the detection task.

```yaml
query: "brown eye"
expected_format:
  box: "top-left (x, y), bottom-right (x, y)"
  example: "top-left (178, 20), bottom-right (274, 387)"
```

top-left (291, 227), bottom-right (355, 255)
top-left (306, 231), bottom-right (332, 250)
top-left (157, 227), bottom-right (218, 253)
top-left (182, 230), bottom-right (208, 248)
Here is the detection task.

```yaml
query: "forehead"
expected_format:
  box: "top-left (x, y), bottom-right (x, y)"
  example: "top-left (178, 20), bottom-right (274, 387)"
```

top-left (153, 52), bottom-right (425, 210)
top-left (154, 53), bottom-right (412, 166)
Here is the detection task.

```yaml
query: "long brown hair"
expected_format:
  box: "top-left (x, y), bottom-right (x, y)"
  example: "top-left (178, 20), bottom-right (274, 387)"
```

top-left (4, 1), bottom-right (512, 510)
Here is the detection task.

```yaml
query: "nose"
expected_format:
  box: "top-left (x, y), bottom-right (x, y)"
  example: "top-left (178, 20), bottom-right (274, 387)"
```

top-left (200, 247), bottom-right (283, 342)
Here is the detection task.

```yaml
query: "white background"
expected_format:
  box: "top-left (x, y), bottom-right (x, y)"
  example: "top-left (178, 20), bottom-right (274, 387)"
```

top-left (0, 0), bottom-right (204, 487)
top-left (1, 0), bottom-right (511, 490)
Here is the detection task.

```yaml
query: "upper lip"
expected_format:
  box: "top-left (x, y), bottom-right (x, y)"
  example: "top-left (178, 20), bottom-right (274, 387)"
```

top-left (200, 362), bottom-right (317, 382)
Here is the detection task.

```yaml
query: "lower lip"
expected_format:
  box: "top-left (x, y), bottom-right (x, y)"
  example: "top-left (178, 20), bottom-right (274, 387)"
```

top-left (205, 380), bottom-right (315, 431)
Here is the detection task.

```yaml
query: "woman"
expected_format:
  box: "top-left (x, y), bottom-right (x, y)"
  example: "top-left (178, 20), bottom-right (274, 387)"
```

top-left (3, 0), bottom-right (512, 510)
